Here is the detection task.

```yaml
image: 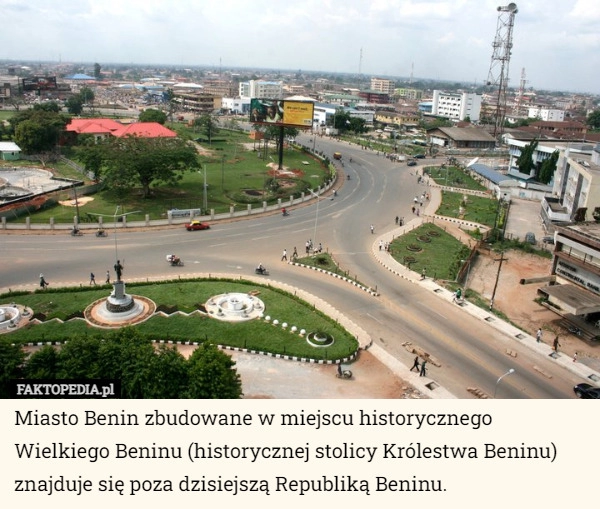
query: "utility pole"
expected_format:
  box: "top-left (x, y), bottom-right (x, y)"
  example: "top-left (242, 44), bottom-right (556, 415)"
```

top-left (490, 251), bottom-right (508, 311)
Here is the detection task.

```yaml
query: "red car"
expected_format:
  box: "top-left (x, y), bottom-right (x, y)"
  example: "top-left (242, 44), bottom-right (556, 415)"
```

top-left (185, 220), bottom-right (210, 231)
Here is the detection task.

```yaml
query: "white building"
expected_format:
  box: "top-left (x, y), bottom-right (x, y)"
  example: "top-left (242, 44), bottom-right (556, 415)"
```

top-left (543, 143), bottom-right (600, 225)
top-left (370, 77), bottom-right (395, 95)
top-left (431, 90), bottom-right (482, 122)
top-left (528, 107), bottom-right (565, 122)
top-left (239, 80), bottom-right (283, 99)
top-left (221, 97), bottom-right (251, 114)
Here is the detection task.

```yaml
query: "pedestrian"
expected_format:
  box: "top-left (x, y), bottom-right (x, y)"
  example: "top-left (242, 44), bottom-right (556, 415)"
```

top-left (453, 288), bottom-right (462, 303)
top-left (105, 270), bottom-right (110, 284)
top-left (39, 273), bottom-right (49, 290)
top-left (536, 328), bottom-right (542, 343)
top-left (379, 240), bottom-right (383, 251)
top-left (416, 208), bottom-right (420, 216)
top-left (412, 206), bottom-right (415, 214)
top-left (292, 246), bottom-right (298, 260)
top-left (414, 196), bottom-right (418, 203)
top-left (420, 360), bottom-right (427, 377)
top-left (553, 335), bottom-right (560, 352)
top-left (421, 268), bottom-right (427, 280)
top-left (370, 224), bottom-right (374, 234)
top-left (395, 215), bottom-right (399, 225)
top-left (281, 249), bottom-right (288, 261)
top-left (89, 272), bottom-right (96, 285)
top-left (399, 217), bottom-right (404, 226)
top-left (573, 352), bottom-right (578, 362)
top-left (410, 356), bottom-right (420, 372)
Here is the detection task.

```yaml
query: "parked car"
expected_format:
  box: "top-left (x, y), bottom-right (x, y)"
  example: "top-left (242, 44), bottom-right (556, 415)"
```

top-left (413, 153), bottom-right (426, 159)
top-left (185, 220), bottom-right (210, 231)
top-left (573, 383), bottom-right (600, 399)
top-left (407, 160), bottom-right (417, 166)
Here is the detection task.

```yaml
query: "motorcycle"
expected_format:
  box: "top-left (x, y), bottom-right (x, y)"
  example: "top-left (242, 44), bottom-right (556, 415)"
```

top-left (282, 208), bottom-right (289, 217)
top-left (336, 366), bottom-right (353, 379)
top-left (166, 255), bottom-right (184, 266)
top-left (567, 324), bottom-right (582, 336)
top-left (95, 230), bottom-right (108, 237)
top-left (255, 266), bottom-right (269, 276)
top-left (70, 229), bottom-right (83, 236)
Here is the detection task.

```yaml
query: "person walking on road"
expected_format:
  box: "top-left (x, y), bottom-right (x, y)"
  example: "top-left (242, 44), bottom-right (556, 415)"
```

top-left (553, 335), bottom-right (561, 352)
top-left (39, 273), bottom-right (49, 290)
top-left (536, 328), bottom-right (543, 343)
top-left (370, 224), bottom-right (374, 234)
top-left (410, 356), bottom-right (420, 372)
top-left (89, 272), bottom-right (96, 285)
top-left (105, 270), bottom-right (110, 284)
top-left (419, 360), bottom-right (428, 377)
top-left (281, 249), bottom-right (288, 261)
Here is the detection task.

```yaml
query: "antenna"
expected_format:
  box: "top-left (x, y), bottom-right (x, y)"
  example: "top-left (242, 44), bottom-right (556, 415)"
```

top-left (486, 3), bottom-right (518, 140)
top-left (409, 62), bottom-right (414, 85)
top-left (358, 47), bottom-right (363, 87)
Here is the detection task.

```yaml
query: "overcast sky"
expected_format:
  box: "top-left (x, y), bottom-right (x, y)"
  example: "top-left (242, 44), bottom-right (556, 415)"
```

top-left (2, 0), bottom-right (599, 94)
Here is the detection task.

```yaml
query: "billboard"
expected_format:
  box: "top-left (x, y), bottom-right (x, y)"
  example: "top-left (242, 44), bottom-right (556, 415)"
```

top-left (249, 99), bottom-right (314, 128)
top-left (21, 76), bottom-right (57, 91)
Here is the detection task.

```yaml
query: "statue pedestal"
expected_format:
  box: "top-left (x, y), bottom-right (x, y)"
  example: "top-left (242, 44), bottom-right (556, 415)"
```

top-left (106, 281), bottom-right (135, 313)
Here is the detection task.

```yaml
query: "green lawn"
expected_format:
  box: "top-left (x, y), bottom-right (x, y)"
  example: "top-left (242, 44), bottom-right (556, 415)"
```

top-left (389, 223), bottom-right (471, 281)
top-left (4, 126), bottom-right (333, 223)
top-left (425, 165), bottom-right (487, 191)
top-left (1, 278), bottom-right (359, 361)
top-left (435, 191), bottom-right (498, 227)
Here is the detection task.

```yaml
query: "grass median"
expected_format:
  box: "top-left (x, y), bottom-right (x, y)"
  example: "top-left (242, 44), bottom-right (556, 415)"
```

top-left (1, 278), bottom-right (359, 361)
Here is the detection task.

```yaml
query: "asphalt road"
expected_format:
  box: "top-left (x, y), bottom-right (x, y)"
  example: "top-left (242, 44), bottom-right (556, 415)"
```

top-left (0, 134), bottom-right (584, 398)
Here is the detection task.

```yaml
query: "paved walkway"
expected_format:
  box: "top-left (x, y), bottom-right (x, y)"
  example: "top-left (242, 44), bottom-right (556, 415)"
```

top-left (370, 184), bottom-right (600, 389)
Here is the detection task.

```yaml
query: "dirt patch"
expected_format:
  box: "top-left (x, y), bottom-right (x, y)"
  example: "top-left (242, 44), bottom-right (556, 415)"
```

top-left (468, 246), bottom-right (600, 365)
top-left (58, 196), bottom-right (94, 207)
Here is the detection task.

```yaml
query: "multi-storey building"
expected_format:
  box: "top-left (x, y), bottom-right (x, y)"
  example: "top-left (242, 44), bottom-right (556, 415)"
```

top-left (528, 107), bottom-right (565, 122)
top-left (542, 144), bottom-right (600, 225)
top-left (431, 90), bottom-right (482, 122)
top-left (394, 88), bottom-right (423, 101)
top-left (370, 77), bottom-right (395, 95)
top-left (239, 80), bottom-right (283, 99)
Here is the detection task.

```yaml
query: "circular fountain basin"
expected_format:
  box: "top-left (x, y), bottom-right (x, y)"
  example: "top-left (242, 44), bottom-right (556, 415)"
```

top-left (205, 293), bottom-right (265, 322)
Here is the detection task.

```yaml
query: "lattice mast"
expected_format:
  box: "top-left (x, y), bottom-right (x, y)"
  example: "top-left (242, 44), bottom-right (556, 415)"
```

top-left (486, 3), bottom-right (518, 140)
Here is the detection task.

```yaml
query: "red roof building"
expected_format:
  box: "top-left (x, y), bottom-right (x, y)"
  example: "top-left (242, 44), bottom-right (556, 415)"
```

top-left (65, 118), bottom-right (177, 141)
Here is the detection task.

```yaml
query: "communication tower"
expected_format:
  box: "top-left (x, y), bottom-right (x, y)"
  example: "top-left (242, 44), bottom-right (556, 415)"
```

top-left (486, 3), bottom-right (518, 139)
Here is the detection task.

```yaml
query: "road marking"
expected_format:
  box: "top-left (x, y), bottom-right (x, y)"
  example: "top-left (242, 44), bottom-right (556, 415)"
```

top-left (366, 313), bottom-right (383, 324)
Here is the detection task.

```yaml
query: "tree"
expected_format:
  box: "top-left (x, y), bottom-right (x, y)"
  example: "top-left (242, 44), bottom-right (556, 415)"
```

top-left (93, 62), bottom-right (102, 80)
top-left (194, 114), bottom-right (220, 143)
top-left (185, 344), bottom-right (242, 399)
top-left (101, 136), bottom-right (200, 198)
top-left (10, 108), bottom-right (69, 157)
top-left (0, 342), bottom-right (25, 398)
top-left (538, 150), bottom-right (559, 185)
top-left (23, 345), bottom-right (59, 379)
top-left (96, 328), bottom-right (157, 398)
top-left (76, 142), bottom-right (105, 181)
top-left (139, 108), bottom-right (168, 125)
top-left (66, 95), bottom-right (84, 115)
top-left (516, 140), bottom-right (538, 176)
top-left (79, 87), bottom-right (95, 105)
top-left (586, 110), bottom-right (600, 130)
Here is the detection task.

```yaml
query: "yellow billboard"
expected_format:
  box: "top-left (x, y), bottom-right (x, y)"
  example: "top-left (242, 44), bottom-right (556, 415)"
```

top-left (250, 99), bottom-right (314, 128)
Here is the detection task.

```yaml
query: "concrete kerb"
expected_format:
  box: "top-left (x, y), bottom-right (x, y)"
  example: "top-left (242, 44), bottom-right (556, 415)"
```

top-left (6, 271), bottom-right (370, 364)
top-left (371, 217), bottom-right (600, 386)
top-left (288, 261), bottom-right (379, 296)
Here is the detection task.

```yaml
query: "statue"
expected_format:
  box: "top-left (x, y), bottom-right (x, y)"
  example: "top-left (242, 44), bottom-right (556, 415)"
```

top-left (114, 260), bottom-right (124, 282)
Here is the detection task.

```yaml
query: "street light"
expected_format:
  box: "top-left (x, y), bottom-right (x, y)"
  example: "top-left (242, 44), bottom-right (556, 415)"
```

top-left (493, 368), bottom-right (515, 398)
top-left (308, 188), bottom-right (321, 249)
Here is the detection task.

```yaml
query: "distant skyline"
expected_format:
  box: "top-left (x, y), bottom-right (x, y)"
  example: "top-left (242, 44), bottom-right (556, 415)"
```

top-left (2, 0), bottom-right (599, 95)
